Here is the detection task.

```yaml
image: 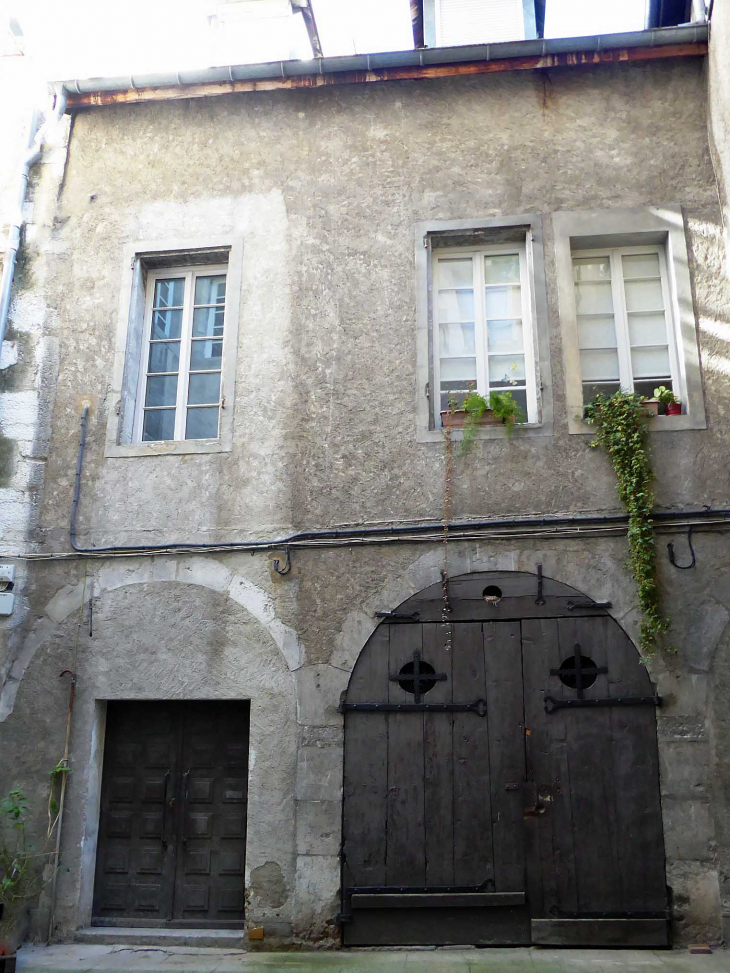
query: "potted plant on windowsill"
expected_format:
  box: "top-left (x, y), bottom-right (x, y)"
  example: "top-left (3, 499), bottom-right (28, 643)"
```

top-left (654, 386), bottom-right (681, 416)
top-left (442, 387), bottom-right (525, 456)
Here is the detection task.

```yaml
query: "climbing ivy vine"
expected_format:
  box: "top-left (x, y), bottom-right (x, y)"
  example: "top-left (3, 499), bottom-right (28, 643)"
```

top-left (583, 391), bottom-right (669, 656)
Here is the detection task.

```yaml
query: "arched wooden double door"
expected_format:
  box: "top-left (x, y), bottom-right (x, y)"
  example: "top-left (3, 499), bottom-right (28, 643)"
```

top-left (341, 572), bottom-right (668, 947)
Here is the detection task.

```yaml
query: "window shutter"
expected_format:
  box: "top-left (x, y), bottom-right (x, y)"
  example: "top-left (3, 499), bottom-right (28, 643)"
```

top-left (437, 0), bottom-right (526, 47)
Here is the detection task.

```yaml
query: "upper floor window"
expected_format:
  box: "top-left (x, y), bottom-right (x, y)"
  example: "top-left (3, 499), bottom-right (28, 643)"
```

top-left (572, 246), bottom-right (678, 406)
top-left (433, 244), bottom-right (538, 425)
top-left (134, 266), bottom-right (227, 443)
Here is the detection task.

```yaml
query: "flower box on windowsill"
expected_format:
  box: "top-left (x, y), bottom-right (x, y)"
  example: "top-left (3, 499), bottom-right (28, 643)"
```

top-left (440, 409), bottom-right (503, 429)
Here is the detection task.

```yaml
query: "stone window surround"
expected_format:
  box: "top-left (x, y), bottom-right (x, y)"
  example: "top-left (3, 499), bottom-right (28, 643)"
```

top-left (104, 236), bottom-right (243, 458)
top-left (553, 206), bottom-right (706, 435)
top-left (415, 214), bottom-right (554, 444)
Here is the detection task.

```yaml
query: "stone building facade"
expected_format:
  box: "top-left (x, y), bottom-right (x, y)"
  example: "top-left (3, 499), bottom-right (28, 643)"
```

top-left (1, 10), bottom-right (730, 951)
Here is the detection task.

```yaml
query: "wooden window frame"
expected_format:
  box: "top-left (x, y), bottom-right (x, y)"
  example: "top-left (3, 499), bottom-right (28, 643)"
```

top-left (572, 244), bottom-right (682, 403)
top-left (432, 242), bottom-right (539, 427)
top-left (133, 263), bottom-right (228, 444)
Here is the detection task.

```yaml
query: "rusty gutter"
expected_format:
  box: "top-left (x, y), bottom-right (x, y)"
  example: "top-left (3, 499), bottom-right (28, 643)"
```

top-left (59, 25), bottom-right (707, 110)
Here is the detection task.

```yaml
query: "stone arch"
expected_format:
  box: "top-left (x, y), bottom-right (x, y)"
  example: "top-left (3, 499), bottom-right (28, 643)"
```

top-left (0, 555), bottom-right (304, 721)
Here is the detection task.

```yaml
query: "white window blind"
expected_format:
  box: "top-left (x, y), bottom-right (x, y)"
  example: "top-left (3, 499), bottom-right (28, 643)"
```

top-left (134, 265), bottom-right (228, 443)
top-left (436, 0), bottom-right (526, 47)
top-left (572, 246), bottom-right (679, 405)
top-left (433, 244), bottom-right (538, 425)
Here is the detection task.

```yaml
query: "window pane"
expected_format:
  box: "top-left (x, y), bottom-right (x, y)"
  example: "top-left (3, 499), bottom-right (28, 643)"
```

top-left (145, 374), bottom-right (178, 407)
top-left (578, 316), bottom-right (617, 349)
top-left (192, 306), bottom-right (225, 338)
top-left (583, 381), bottom-right (621, 405)
top-left (484, 254), bottom-right (520, 284)
top-left (152, 309), bottom-right (183, 340)
top-left (437, 289), bottom-right (474, 321)
top-left (188, 371), bottom-right (221, 405)
top-left (148, 341), bottom-right (180, 373)
top-left (574, 281), bottom-right (613, 315)
top-left (580, 349), bottom-right (620, 381)
top-left (487, 319), bottom-right (524, 354)
top-left (440, 357), bottom-right (477, 381)
top-left (485, 286), bottom-right (521, 319)
top-left (622, 253), bottom-right (660, 279)
top-left (142, 409), bottom-right (175, 441)
top-left (440, 382), bottom-right (472, 412)
top-left (190, 339), bottom-right (223, 370)
top-left (635, 379), bottom-right (671, 399)
top-left (439, 322), bottom-right (475, 356)
top-left (505, 387), bottom-right (527, 418)
top-left (624, 278), bottom-right (663, 313)
top-left (186, 406), bottom-right (220, 439)
top-left (628, 312), bottom-right (669, 346)
top-left (438, 259), bottom-right (473, 288)
top-left (573, 257), bottom-right (610, 282)
top-left (631, 346), bottom-right (670, 378)
top-left (488, 354), bottom-right (525, 387)
top-left (194, 275), bottom-right (226, 306)
top-left (154, 278), bottom-right (184, 308)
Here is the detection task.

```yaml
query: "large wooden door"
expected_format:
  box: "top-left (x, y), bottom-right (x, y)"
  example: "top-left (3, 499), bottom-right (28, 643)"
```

top-left (341, 572), bottom-right (668, 947)
top-left (93, 700), bottom-right (249, 927)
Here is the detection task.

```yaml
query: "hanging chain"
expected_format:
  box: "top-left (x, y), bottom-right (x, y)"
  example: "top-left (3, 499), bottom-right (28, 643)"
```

top-left (442, 419), bottom-right (453, 652)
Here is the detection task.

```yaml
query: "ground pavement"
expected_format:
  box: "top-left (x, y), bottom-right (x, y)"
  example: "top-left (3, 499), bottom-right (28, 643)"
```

top-left (15, 945), bottom-right (729, 973)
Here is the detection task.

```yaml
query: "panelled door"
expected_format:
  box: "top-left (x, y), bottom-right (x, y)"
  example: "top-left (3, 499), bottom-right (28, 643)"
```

top-left (93, 701), bottom-right (249, 927)
top-left (341, 571), bottom-right (668, 947)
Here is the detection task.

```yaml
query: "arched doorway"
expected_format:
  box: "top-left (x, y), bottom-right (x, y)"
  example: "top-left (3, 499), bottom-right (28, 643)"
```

top-left (341, 571), bottom-right (667, 947)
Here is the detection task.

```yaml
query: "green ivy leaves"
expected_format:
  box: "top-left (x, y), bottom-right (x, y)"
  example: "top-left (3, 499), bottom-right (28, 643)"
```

top-left (584, 391), bottom-right (669, 656)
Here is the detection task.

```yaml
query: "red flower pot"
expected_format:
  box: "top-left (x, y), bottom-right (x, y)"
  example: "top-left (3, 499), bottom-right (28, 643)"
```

top-left (666, 402), bottom-right (682, 416)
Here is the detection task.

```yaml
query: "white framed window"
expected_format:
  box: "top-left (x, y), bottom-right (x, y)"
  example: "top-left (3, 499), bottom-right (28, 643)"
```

top-left (572, 245), bottom-right (680, 406)
top-left (432, 243), bottom-right (538, 425)
top-left (133, 264), bottom-right (227, 443)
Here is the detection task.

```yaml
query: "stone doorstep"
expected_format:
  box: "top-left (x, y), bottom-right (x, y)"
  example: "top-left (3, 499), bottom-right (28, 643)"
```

top-left (74, 927), bottom-right (246, 948)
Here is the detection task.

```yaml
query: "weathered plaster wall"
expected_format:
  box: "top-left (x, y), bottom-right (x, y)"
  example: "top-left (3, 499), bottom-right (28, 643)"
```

top-left (1, 55), bottom-right (730, 946)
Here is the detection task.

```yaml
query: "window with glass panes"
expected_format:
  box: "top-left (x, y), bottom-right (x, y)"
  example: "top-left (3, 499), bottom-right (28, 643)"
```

top-left (572, 247), bottom-right (678, 406)
top-left (433, 245), bottom-right (537, 425)
top-left (135, 266), bottom-right (227, 442)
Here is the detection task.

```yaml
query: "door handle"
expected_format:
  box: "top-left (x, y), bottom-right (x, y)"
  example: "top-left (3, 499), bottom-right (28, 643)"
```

top-left (161, 770), bottom-right (171, 848)
top-left (182, 770), bottom-right (190, 848)
top-left (523, 802), bottom-right (546, 817)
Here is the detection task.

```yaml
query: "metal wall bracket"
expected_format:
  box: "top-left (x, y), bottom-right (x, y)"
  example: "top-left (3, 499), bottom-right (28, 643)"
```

top-left (272, 547), bottom-right (292, 575)
top-left (667, 527), bottom-right (696, 570)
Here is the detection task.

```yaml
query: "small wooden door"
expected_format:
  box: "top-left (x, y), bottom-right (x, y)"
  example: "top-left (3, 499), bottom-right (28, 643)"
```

top-left (341, 572), bottom-right (668, 947)
top-left (93, 700), bottom-right (249, 927)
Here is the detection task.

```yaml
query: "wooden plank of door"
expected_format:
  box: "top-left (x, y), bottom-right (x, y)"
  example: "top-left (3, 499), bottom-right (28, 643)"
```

top-left (483, 620), bottom-right (526, 893)
top-left (605, 623), bottom-right (667, 913)
top-left (352, 892), bottom-right (526, 908)
top-left (386, 624), bottom-right (426, 887)
top-left (422, 623), bottom-right (454, 887)
top-left (531, 918), bottom-right (668, 947)
top-left (557, 617), bottom-right (621, 915)
top-left (343, 624), bottom-right (390, 889)
top-left (173, 701), bottom-right (249, 922)
top-left (452, 622), bottom-right (494, 888)
top-left (93, 702), bottom-right (181, 923)
top-left (521, 618), bottom-right (578, 919)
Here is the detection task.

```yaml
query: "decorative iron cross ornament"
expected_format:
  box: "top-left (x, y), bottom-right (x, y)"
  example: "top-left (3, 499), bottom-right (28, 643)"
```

top-left (390, 649), bottom-right (447, 703)
top-left (550, 642), bottom-right (607, 699)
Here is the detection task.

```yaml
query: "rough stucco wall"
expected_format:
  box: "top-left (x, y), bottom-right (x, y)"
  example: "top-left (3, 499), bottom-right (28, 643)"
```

top-left (2, 56), bottom-right (730, 947)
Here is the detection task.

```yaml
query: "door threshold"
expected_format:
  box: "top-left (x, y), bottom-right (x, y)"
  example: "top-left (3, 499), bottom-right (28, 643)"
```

top-left (77, 927), bottom-right (246, 949)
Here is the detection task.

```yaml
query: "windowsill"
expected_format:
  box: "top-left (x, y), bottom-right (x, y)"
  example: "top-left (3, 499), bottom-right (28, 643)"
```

top-left (568, 413), bottom-right (707, 435)
top-left (105, 438), bottom-right (232, 458)
top-left (418, 421), bottom-right (551, 444)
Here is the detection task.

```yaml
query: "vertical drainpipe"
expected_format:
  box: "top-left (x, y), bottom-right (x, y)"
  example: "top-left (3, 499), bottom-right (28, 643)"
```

top-left (0, 82), bottom-right (67, 356)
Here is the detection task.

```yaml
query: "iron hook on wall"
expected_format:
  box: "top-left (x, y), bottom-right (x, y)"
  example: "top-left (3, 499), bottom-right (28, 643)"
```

top-left (273, 547), bottom-right (292, 576)
top-left (667, 527), bottom-right (696, 570)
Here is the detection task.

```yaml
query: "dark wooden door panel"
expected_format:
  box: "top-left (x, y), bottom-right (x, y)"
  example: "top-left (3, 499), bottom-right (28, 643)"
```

top-left (93, 701), bottom-right (249, 928)
top-left (93, 702), bottom-right (179, 922)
